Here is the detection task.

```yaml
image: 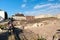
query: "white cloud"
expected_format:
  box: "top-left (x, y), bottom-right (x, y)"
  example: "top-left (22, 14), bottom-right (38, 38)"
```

top-left (50, 4), bottom-right (60, 9)
top-left (34, 4), bottom-right (51, 9)
top-left (24, 11), bottom-right (36, 16)
top-left (24, 4), bottom-right (60, 16)
top-left (24, 10), bottom-right (46, 16)
top-left (24, 8), bottom-right (60, 16)
top-left (34, 4), bottom-right (60, 9)
top-left (21, 4), bottom-right (26, 8)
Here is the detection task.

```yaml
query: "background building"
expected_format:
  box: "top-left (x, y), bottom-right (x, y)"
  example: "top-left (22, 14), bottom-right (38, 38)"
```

top-left (12, 13), bottom-right (26, 20)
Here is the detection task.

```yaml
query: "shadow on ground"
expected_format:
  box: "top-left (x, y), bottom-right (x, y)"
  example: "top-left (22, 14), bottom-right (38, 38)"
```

top-left (0, 27), bottom-right (23, 40)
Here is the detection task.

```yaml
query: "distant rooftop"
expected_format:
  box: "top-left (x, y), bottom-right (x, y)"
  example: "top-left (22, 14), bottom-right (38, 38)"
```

top-left (15, 13), bottom-right (24, 16)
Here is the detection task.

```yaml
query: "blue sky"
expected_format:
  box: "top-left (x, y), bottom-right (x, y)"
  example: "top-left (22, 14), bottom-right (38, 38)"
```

top-left (0, 0), bottom-right (60, 17)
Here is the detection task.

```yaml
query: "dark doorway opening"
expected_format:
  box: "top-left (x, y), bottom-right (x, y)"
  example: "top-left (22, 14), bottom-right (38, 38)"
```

top-left (58, 39), bottom-right (60, 40)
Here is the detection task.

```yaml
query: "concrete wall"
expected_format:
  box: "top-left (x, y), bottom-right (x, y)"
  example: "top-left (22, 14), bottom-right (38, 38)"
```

top-left (12, 16), bottom-right (26, 20)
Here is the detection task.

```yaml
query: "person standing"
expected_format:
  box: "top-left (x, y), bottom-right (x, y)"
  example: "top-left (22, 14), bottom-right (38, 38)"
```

top-left (8, 18), bottom-right (14, 32)
top-left (8, 18), bottom-right (15, 40)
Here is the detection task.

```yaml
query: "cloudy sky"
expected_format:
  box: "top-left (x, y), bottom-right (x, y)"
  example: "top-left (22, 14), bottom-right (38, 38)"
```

top-left (0, 0), bottom-right (60, 16)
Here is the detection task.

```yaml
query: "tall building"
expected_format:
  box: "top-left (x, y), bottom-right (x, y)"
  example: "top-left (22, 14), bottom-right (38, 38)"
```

top-left (0, 10), bottom-right (8, 21)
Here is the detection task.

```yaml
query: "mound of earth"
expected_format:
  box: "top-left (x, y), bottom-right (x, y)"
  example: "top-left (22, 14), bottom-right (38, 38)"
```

top-left (19, 29), bottom-right (38, 40)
